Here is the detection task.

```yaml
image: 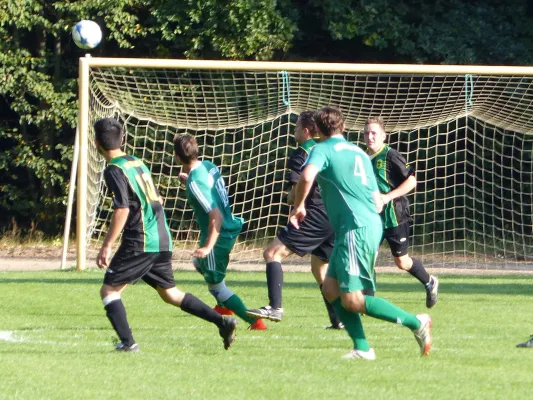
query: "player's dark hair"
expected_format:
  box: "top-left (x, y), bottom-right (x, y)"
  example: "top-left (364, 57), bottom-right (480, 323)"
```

top-left (364, 116), bottom-right (386, 133)
top-left (94, 118), bottom-right (123, 150)
top-left (314, 106), bottom-right (344, 137)
top-left (298, 111), bottom-right (318, 135)
top-left (173, 134), bottom-right (199, 163)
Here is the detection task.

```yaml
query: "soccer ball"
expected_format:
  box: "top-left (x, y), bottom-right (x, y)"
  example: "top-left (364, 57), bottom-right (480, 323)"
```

top-left (72, 20), bottom-right (102, 50)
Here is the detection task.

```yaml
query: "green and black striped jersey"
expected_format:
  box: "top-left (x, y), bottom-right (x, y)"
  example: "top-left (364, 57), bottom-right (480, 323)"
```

top-left (104, 155), bottom-right (172, 252)
top-left (367, 145), bottom-right (415, 229)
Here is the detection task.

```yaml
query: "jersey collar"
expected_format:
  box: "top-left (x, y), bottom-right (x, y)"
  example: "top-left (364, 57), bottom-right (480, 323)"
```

top-left (299, 138), bottom-right (316, 154)
top-left (367, 145), bottom-right (386, 160)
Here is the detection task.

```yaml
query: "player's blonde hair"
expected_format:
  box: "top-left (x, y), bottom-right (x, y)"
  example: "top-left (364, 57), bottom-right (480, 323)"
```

top-left (364, 116), bottom-right (386, 133)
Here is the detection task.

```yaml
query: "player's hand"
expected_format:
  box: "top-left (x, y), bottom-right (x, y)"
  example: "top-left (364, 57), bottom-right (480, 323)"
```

top-left (193, 246), bottom-right (211, 258)
top-left (96, 245), bottom-right (112, 269)
top-left (381, 194), bottom-right (391, 205)
top-left (289, 205), bottom-right (306, 229)
top-left (178, 172), bottom-right (189, 185)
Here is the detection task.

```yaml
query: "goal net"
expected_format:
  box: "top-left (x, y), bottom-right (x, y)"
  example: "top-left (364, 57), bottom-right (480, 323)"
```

top-left (67, 58), bottom-right (533, 271)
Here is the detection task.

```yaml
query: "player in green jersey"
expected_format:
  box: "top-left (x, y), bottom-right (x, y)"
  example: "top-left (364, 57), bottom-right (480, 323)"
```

top-left (364, 117), bottom-right (439, 307)
top-left (246, 111), bottom-right (341, 329)
top-left (290, 107), bottom-right (432, 360)
top-left (173, 134), bottom-right (266, 331)
top-left (94, 118), bottom-right (237, 352)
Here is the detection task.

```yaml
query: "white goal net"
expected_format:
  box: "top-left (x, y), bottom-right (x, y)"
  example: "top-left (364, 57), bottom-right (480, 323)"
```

top-left (67, 59), bottom-right (533, 271)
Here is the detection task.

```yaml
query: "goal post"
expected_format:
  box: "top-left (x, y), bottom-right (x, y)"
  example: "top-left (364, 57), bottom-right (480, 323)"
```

top-left (65, 57), bottom-right (533, 271)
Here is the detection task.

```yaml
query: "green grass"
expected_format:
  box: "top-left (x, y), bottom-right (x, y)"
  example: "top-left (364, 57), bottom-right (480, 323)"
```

top-left (1, 270), bottom-right (533, 399)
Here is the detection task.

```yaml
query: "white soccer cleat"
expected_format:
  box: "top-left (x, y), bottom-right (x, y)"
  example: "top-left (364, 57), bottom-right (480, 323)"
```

top-left (341, 348), bottom-right (376, 360)
top-left (413, 314), bottom-right (432, 356)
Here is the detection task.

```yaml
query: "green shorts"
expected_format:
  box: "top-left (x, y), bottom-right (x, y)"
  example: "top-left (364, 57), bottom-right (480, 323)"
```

top-left (326, 225), bottom-right (382, 293)
top-left (195, 236), bottom-right (236, 284)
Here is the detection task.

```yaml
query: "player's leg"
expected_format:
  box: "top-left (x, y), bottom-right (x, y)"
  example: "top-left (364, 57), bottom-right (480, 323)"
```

top-left (386, 223), bottom-right (439, 308)
top-left (322, 268), bottom-right (373, 359)
top-left (246, 237), bottom-right (292, 321)
top-left (199, 238), bottom-right (263, 328)
top-left (100, 245), bottom-right (157, 352)
top-left (143, 252), bottom-right (238, 350)
top-left (100, 283), bottom-right (137, 351)
top-left (336, 227), bottom-right (432, 356)
top-left (310, 251), bottom-right (342, 329)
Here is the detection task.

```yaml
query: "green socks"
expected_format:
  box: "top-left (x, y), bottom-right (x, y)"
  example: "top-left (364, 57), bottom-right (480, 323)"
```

top-left (364, 295), bottom-right (420, 330)
top-left (332, 298), bottom-right (371, 351)
top-left (223, 294), bottom-right (256, 324)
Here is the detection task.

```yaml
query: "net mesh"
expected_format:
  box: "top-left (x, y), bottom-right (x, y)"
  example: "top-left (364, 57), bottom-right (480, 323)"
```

top-left (84, 66), bottom-right (533, 270)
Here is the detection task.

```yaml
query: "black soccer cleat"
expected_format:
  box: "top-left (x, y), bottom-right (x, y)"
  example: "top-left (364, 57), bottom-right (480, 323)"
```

top-left (516, 336), bottom-right (533, 348)
top-left (115, 342), bottom-right (140, 353)
top-left (425, 276), bottom-right (439, 308)
top-left (219, 317), bottom-right (238, 350)
top-left (326, 322), bottom-right (345, 330)
top-left (246, 306), bottom-right (284, 322)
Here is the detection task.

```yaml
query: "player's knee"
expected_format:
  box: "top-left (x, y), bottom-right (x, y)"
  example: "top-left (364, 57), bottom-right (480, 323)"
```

top-left (394, 256), bottom-right (412, 271)
top-left (263, 247), bottom-right (276, 262)
top-left (342, 295), bottom-right (365, 313)
top-left (157, 286), bottom-right (184, 305)
top-left (102, 292), bottom-right (121, 306)
top-left (207, 282), bottom-right (234, 303)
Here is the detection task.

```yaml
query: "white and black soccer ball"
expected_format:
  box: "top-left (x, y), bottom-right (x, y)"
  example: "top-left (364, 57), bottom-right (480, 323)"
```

top-left (72, 20), bottom-right (102, 50)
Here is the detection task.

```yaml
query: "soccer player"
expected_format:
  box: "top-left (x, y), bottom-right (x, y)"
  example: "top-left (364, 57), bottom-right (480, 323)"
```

top-left (290, 106), bottom-right (432, 360)
top-left (363, 117), bottom-right (439, 307)
top-left (173, 134), bottom-right (266, 331)
top-left (94, 118), bottom-right (237, 352)
top-left (246, 111), bottom-right (342, 329)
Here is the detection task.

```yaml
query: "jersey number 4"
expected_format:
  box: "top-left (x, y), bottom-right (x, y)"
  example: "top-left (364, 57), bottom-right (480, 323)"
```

top-left (353, 155), bottom-right (368, 185)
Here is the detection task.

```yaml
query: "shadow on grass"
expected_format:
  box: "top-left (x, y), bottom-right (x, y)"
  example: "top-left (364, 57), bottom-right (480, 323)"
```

top-left (1, 272), bottom-right (533, 296)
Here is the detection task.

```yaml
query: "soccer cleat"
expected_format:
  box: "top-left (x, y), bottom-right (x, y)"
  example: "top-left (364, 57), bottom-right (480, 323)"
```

top-left (115, 342), bottom-right (140, 353)
top-left (413, 314), bottom-right (432, 356)
top-left (246, 306), bottom-right (284, 322)
top-left (516, 336), bottom-right (533, 348)
top-left (326, 322), bottom-right (345, 330)
top-left (341, 348), bottom-right (376, 360)
top-left (425, 276), bottom-right (439, 308)
top-left (213, 305), bottom-right (234, 316)
top-left (248, 319), bottom-right (267, 331)
top-left (219, 317), bottom-right (238, 350)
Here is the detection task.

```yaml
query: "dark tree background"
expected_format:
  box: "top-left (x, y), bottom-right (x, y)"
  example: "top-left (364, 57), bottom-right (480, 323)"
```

top-left (1, 0), bottom-right (533, 238)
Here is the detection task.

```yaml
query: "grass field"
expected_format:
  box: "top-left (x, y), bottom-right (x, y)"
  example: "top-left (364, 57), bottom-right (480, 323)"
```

top-left (1, 270), bottom-right (533, 399)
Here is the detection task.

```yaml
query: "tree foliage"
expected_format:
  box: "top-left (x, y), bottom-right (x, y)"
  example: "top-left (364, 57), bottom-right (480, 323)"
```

top-left (1, 0), bottom-right (533, 237)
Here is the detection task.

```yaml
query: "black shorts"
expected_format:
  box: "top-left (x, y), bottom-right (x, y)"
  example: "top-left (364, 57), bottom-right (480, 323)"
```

top-left (104, 244), bottom-right (175, 289)
top-left (382, 222), bottom-right (410, 257)
top-left (277, 206), bottom-right (334, 262)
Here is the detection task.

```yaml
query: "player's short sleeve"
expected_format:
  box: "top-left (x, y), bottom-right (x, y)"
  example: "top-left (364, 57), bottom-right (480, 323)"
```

top-left (104, 166), bottom-right (130, 209)
top-left (188, 179), bottom-right (216, 213)
top-left (304, 144), bottom-right (328, 172)
top-left (286, 149), bottom-right (307, 184)
top-left (388, 149), bottom-right (415, 185)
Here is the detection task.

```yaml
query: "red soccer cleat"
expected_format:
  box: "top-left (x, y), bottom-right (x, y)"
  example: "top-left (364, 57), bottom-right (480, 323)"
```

top-left (248, 319), bottom-right (267, 330)
top-left (213, 305), bottom-right (234, 316)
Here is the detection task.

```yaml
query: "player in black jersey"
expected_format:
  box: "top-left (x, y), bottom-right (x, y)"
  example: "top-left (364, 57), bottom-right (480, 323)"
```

top-left (94, 118), bottom-right (237, 352)
top-left (246, 111), bottom-right (342, 329)
top-left (364, 117), bottom-right (439, 308)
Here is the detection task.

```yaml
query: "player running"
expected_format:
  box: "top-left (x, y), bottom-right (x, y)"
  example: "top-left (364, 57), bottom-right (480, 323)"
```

top-left (246, 111), bottom-right (342, 329)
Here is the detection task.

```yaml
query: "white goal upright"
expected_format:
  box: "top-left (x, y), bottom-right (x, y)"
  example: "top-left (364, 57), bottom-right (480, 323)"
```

top-left (64, 57), bottom-right (533, 271)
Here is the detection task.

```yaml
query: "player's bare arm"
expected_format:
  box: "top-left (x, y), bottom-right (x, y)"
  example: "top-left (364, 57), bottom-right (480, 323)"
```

top-left (372, 190), bottom-right (384, 214)
top-left (193, 207), bottom-right (222, 258)
top-left (290, 164), bottom-right (319, 229)
top-left (286, 184), bottom-right (296, 205)
top-left (381, 175), bottom-right (416, 205)
top-left (97, 207), bottom-right (129, 268)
